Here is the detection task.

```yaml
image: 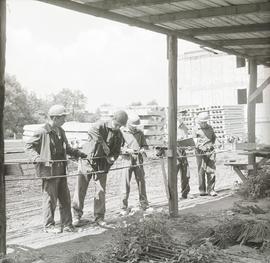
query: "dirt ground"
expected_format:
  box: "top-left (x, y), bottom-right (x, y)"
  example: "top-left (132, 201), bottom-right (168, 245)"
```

top-left (3, 140), bottom-right (270, 262)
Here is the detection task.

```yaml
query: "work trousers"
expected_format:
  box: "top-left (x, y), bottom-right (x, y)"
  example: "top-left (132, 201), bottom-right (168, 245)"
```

top-left (195, 149), bottom-right (216, 194)
top-left (42, 164), bottom-right (72, 228)
top-left (121, 159), bottom-right (148, 209)
top-left (177, 156), bottom-right (190, 198)
top-left (72, 159), bottom-right (109, 221)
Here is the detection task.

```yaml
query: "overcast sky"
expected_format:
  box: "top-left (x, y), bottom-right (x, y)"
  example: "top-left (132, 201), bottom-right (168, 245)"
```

top-left (6, 0), bottom-right (199, 112)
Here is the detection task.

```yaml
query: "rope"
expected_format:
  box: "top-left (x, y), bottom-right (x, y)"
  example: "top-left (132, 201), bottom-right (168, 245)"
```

top-left (5, 159), bottom-right (162, 182)
top-left (4, 149), bottom-right (232, 165)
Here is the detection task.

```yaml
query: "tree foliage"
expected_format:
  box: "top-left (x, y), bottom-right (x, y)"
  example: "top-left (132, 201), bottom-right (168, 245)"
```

top-left (51, 88), bottom-right (87, 121)
top-left (4, 75), bottom-right (38, 137)
top-left (4, 75), bottom-right (89, 138)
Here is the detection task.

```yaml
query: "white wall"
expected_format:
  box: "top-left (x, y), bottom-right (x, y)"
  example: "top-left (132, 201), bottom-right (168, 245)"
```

top-left (178, 51), bottom-right (270, 144)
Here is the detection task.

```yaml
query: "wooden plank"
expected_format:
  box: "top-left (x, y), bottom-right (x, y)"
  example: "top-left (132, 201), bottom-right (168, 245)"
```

top-left (139, 2), bottom-right (270, 24)
top-left (208, 37), bottom-right (270, 47)
top-left (167, 35), bottom-right (178, 217)
top-left (234, 48), bottom-right (270, 56)
top-left (247, 59), bottom-right (257, 166)
top-left (0, 0), bottom-right (6, 257)
top-left (248, 76), bottom-right (270, 103)
top-left (233, 167), bottom-right (247, 182)
top-left (175, 23), bottom-right (270, 36)
top-left (87, 0), bottom-right (188, 10)
top-left (37, 0), bottom-right (269, 66)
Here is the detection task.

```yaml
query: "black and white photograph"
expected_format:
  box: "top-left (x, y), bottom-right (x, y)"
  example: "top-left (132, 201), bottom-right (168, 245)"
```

top-left (0, 0), bottom-right (270, 262)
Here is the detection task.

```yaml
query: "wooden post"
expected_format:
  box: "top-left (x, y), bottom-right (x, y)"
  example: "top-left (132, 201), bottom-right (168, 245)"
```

top-left (0, 0), bottom-right (6, 257)
top-left (167, 35), bottom-right (178, 217)
top-left (247, 59), bottom-right (257, 166)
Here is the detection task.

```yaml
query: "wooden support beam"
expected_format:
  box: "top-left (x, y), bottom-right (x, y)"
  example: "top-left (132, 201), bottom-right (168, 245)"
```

top-left (37, 0), bottom-right (269, 67)
top-left (167, 35), bottom-right (178, 217)
top-left (208, 37), bottom-right (270, 47)
top-left (249, 76), bottom-right (270, 103)
top-left (0, 0), bottom-right (6, 257)
top-left (176, 23), bottom-right (270, 36)
top-left (87, 0), bottom-right (187, 10)
top-left (233, 48), bottom-right (270, 56)
top-left (139, 2), bottom-right (270, 24)
top-left (247, 59), bottom-right (257, 166)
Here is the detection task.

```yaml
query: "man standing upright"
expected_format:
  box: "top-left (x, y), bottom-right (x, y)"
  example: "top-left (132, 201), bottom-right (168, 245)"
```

top-left (193, 112), bottom-right (217, 197)
top-left (72, 110), bottom-right (128, 226)
top-left (25, 105), bottom-right (87, 233)
top-left (120, 114), bottom-right (149, 215)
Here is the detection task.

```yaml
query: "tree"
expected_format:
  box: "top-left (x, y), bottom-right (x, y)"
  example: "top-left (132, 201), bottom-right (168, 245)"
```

top-left (51, 89), bottom-right (87, 121)
top-left (130, 101), bottom-right (142, 106)
top-left (4, 75), bottom-right (38, 137)
top-left (147, 100), bottom-right (158, 105)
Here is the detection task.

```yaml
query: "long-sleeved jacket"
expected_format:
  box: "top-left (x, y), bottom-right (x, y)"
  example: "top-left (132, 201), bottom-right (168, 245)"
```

top-left (121, 127), bottom-right (148, 164)
top-left (192, 124), bottom-right (216, 152)
top-left (86, 121), bottom-right (124, 169)
top-left (25, 123), bottom-right (86, 177)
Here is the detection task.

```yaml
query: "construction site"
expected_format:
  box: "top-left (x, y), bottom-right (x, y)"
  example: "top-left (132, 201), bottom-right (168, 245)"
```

top-left (1, 0), bottom-right (270, 263)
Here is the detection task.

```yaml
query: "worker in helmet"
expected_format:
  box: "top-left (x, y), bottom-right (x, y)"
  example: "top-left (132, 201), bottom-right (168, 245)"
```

top-left (72, 110), bottom-right (128, 227)
top-left (192, 111), bottom-right (217, 197)
top-left (25, 105), bottom-right (87, 234)
top-left (120, 114), bottom-right (149, 215)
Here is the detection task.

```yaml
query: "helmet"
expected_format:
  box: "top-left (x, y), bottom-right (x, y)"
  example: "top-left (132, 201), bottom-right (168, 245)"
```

top-left (48, 105), bottom-right (69, 117)
top-left (128, 113), bottom-right (140, 126)
top-left (197, 112), bottom-right (209, 123)
top-left (113, 110), bottom-right (128, 126)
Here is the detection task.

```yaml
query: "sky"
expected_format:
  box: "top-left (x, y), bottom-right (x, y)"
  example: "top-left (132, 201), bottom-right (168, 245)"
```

top-left (6, 0), bottom-right (199, 112)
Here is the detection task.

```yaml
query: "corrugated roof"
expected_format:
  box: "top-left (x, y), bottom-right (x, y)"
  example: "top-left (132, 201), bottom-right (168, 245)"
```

top-left (38, 0), bottom-right (270, 66)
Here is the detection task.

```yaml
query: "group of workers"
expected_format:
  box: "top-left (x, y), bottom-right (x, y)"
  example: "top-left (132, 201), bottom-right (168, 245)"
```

top-left (25, 104), bottom-right (218, 234)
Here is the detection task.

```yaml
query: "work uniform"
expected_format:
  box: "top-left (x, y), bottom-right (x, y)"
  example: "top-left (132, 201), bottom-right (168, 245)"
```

top-left (72, 120), bottom-right (123, 221)
top-left (193, 123), bottom-right (217, 194)
top-left (121, 127), bottom-right (149, 210)
top-left (25, 123), bottom-right (85, 229)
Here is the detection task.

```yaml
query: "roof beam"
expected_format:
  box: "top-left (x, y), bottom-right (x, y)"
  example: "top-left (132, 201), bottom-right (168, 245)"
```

top-left (37, 0), bottom-right (269, 66)
top-left (87, 0), bottom-right (188, 10)
top-left (208, 38), bottom-right (270, 46)
top-left (176, 23), bottom-right (270, 36)
top-left (139, 2), bottom-right (270, 24)
top-left (235, 48), bottom-right (270, 56)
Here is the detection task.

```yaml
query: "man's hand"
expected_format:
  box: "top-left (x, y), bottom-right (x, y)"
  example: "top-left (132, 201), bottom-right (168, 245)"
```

top-left (124, 148), bottom-right (134, 154)
top-left (106, 156), bottom-right (115, 164)
top-left (80, 152), bottom-right (87, 159)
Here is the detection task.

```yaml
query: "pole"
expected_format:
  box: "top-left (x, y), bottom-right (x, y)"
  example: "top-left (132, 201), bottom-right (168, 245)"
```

top-left (167, 35), bottom-right (178, 217)
top-left (0, 0), bottom-right (6, 257)
top-left (247, 59), bottom-right (257, 166)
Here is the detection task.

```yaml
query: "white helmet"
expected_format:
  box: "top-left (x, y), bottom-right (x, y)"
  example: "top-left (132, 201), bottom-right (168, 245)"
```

top-left (128, 114), bottom-right (141, 126)
top-left (197, 112), bottom-right (209, 123)
top-left (48, 105), bottom-right (69, 117)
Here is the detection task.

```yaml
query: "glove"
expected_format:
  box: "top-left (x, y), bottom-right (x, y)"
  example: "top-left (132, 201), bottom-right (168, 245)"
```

top-left (80, 152), bottom-right (87, 159)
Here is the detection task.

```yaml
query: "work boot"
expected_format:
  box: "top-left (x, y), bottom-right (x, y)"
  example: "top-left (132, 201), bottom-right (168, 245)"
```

top-left (73, 218), bottom-right (89, 227)
top-left (120, 209), bottom-right (129, 216)
top-left (209, 190), bottom-right (218, 197)
top-left (95, 218), bottom-right (108, 227)
top-left (43, 225), bottom-right (61, 234)
top-left (62, 225), bottom-right (76, 233)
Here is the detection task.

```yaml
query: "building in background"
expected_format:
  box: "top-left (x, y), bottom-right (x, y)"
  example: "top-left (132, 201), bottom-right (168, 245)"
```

top-left (178, 50), bottom-right (270, 144)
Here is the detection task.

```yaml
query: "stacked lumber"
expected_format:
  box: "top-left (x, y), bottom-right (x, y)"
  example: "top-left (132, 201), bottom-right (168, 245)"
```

top-left (178, 105), bottom-right (245, 142)
top-left (99, 105), bottom-right (166, 146)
